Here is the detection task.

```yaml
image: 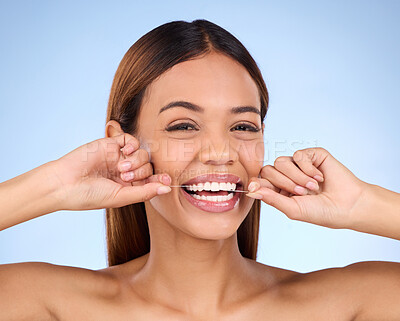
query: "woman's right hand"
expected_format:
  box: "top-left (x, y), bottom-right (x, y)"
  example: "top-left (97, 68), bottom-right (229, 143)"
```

top-left (49, 133), bottom-right (171, 211)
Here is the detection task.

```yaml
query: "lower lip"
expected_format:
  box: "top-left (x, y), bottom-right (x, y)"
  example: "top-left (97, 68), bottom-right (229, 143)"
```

top-left (180, 187), bottom-right (241, 213)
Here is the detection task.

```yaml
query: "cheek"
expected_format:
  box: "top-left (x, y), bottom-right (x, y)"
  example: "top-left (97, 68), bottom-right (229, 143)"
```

top-left (254, 140), bottom-right (265, 173)
top-left (238, 139), bottom-right (264, 175)
top-left (146, 139), bottom-right (192, 184)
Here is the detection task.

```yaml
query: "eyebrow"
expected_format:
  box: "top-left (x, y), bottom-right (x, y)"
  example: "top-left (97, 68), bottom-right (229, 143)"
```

top-left (158, 100), bottom-right (261, 116)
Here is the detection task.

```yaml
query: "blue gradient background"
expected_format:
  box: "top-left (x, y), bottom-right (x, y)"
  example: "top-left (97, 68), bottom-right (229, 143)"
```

top-left (0, 0), bottom-right (399, 272)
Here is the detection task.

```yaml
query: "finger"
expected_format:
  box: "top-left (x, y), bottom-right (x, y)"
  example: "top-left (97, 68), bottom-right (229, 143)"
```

top-left (143, 173), bottom-right (171, 185)
top-left (109, 182), bottom-right (172, 207)
top-left (120, 162), bottom-right (153, 182)
top-left (248, 180), bottom-right (317, 197)
top-left (129, 173), bottom-right (170, 186)
top-left (120, 163), bottom-right (172, 186)
top-left (259, 165), bottom-right (310, 196)
top-left (245, 187), bottom-right (300, 219)
top-left (279, 189), bottom-right (291, 197)
top-left (121, 142), bottom-right (138, 156)
top-left (247, 176), bottom-right (280, 193)
top-left (274, 156), bottom-right (320, 192)
top-left (127, 158), bottom-right (171, 186)
top-left (293, 148), bottom-right (329, 182)
top-left (118, 149), bottom-right (150, 173)
top-left (247, 176), bottom-right (315, 197)
top-left (114, 133), bottom-right (140, 155)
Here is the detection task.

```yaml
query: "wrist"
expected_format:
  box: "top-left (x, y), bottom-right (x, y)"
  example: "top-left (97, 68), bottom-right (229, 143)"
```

top-left (350, 182), bottom-right (400, 240)
top-left (0, 160), bottom-right (65, 231)
top-left (41, 160), bottom-right (67, 212)
top-left (347, 181), bottom-right (373, 229)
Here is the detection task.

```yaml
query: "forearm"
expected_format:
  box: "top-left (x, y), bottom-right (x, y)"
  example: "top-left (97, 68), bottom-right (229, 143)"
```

top-left (0, 161), bottom-right (62, 231)
top-left (351, 183), bottom-right (400, 240)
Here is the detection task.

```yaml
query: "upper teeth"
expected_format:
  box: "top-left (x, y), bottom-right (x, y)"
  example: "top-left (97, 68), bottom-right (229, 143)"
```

top-left (185, 182), bottom-right (237, 192)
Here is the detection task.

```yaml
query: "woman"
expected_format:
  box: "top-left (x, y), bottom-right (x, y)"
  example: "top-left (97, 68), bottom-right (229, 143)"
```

top-left (1, 19), bottom-right (399, 320)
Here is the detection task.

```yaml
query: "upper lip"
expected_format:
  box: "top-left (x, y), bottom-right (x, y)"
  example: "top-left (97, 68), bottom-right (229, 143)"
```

top-left (182, 173), bottom-right (242, 186)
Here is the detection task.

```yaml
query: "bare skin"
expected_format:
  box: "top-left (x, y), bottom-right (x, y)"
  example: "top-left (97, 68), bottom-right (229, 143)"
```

top-left (1, 51), bottom-right (400, 320)
top-left (3, 255), bottom-right (359, 321)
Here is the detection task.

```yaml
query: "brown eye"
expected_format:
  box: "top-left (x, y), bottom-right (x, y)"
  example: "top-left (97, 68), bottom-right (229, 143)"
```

top-left (165, 123), bottom-right (199, 131)
top-left (231, 123), bottom-right (260, 132)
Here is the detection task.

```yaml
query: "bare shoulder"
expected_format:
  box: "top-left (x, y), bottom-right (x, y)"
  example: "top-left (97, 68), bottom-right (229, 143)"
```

top-left (339, 260), bottom-right (400, 321)
top-left (249, 260), bottom-right (361, 320)
top-left (46, 262), bottom-right (122, 319)
top-left (255, 260), bottom-right (400, 321)
top-left (0, 261), bottom-right (121, 320)
top-left (0, 262), bottom-right (56, 320)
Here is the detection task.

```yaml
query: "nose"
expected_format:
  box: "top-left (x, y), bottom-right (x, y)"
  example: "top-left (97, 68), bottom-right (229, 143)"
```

top-left (198, 136), bottom-right (239, 166)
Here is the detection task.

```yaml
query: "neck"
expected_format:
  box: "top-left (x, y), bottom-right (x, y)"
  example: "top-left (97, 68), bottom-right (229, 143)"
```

top-left (130, 201), bottom-right (253, 316)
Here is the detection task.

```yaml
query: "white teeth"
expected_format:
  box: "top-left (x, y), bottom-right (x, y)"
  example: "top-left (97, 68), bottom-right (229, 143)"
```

top-left (210, 182), bottom-right (219, 191)
top-left (191, 193), bottom-right (234, 202)
top-left (186, 181), bottom-right (237, 192)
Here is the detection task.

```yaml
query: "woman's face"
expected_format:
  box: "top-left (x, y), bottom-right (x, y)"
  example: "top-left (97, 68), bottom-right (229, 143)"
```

top-left (138, 51), bottom-right (265, 240)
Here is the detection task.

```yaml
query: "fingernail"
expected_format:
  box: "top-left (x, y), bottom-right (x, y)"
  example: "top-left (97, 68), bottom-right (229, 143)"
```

top-left (248, 182), bottom-right (259, 193)
top-left (157, 186), bottom-right (171, 195)
top-left (314, 175), bottom-right (324, 182)
top-left (162, 174), bottom-right (171, 185)
top-left (120, 161), bottom-right (131, 171)
top-left (123, 171), bottom-right (134, 180)
top-left (306, 181), bottom-right (318, 191)
top-left (294, 185), bottom-right (307, 195)
top-left (246, 193), bottom-right (263, 199)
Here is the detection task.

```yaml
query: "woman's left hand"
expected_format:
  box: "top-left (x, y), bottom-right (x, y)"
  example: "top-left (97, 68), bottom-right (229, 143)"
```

top-left (246, 147), bottom-right (368, 230)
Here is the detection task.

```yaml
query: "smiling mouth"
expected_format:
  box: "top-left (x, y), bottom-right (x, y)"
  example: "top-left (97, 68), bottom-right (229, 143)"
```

top-left (182, 182), bottom-right (243, 201)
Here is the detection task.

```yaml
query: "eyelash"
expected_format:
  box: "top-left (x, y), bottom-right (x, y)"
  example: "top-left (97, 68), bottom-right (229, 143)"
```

top-left (165, 122), bottom-right (261, 132)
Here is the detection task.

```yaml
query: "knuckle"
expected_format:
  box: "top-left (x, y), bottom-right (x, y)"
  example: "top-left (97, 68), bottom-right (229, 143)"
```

top-left (274, 156), bottom-right (287, 166)
top-left (286, 210), bottom-right (300, 220)
top-left (295, 148), bottom-right (317, 162)
top-left (133, 167), bottom-right (144, 179)
top-left (135, 164), bottom-right (152, 178)
top-left (292, 150), bottom-right (305, 162)
top-left (138, 149), bottom-right (150, 163)
top-left (316, 146), bottom-right (330, 157)
top-left (138, 189), bottom-right (151, 202)
top-left (305, 148), bottom-right (316, 160)
top-left (126, 134), bottom-right (140, 147)
top-left (130, 150), bottom-right (147, 167)
top-left (260, 165), bottom-right (274, 177)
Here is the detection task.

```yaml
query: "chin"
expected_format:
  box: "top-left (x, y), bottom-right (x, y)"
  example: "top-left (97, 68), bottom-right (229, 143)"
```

top-left (188, 229), bottom-right (239, 241)
top-left (180, 199), bottom-right (252, 241)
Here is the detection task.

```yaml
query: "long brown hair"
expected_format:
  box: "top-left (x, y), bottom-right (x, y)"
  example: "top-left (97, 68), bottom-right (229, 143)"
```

top-left (105, 19), bottom-right (269, 267)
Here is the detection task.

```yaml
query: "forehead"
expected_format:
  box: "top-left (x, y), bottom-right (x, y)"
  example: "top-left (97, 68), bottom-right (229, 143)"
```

top-left (143, 52), bottom-right (260, 112)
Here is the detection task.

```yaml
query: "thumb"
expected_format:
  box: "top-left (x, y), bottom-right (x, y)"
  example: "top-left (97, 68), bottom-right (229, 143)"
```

top-left (246, 188), bottom-right (300, 220)
top-left (109, 182), bottom-right (171, 208)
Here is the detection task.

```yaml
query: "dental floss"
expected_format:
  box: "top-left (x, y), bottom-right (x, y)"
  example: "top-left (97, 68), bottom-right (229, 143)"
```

top-left (169, 185), bottom-right (249, 193)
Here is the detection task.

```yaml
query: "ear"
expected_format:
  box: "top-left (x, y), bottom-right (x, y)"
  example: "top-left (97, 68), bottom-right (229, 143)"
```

top-left (105, 120), bottom-right (124, 138)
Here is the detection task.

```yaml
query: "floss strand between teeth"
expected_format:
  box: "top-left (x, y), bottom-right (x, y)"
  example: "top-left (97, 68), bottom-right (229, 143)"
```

top-left (168, 185), bottom-right (249, 193)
